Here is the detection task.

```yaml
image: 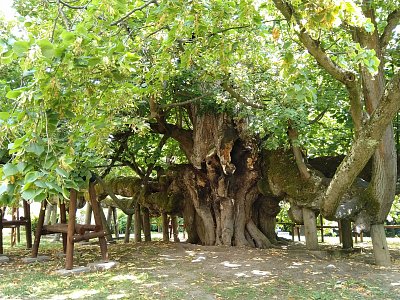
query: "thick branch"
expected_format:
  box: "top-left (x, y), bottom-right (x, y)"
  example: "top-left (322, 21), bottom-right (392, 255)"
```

top-left (111, 0), bottom-right (158, 26)
top-left (288, 125), bottom-right (311, 180)
top-left (159, 93), bottom-right (213, 109)
top-left (322, 72), bottom-right (400, 218)
top-left (150, 122), bottom-right (193, 158)
top-left (142, 135), bottom-right (169, 186)
top-left (95, 175), bottom-right (135, 215)
top-left (380, 9), bottom-right (400, 49)
top-left (221, 82), bottom-right (265, 109)
top-left (272, 0), bottom-right (356, 85)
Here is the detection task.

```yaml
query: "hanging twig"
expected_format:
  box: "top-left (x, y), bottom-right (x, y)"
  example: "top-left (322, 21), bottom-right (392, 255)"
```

top-left (111, 0), bottom-right (158, 26)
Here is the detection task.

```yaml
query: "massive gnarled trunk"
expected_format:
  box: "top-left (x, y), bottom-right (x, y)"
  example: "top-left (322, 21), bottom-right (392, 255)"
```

top-left (175, 109), bottom-right (275, 247)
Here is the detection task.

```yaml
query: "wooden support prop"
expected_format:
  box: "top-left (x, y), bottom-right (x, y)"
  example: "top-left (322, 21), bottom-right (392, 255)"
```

top-left (65, 189), bottom-right (77, 270)
top-left (124, 214), bottom-right (133, 243)
top-left (0, 208), bottom-right (3, 254)
top-left (100, 205), bottom-right (113, 241)
top-left (89, 182), bottom-right (108, 262)
top-left (32, 201), bottom-right (47, 258)
top-left (112, 207), bottom-right (119, 239)
top-left (73, 231), bottom-right (107, 243)
top-left (60, 202), bottom-right (67, 253)
top-left (23, 200), bottom-right (32, 249)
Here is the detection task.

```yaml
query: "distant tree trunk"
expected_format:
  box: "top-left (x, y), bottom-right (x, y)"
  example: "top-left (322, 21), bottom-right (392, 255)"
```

top-left (340, 219), bottom-right (353, 250)
top-left (162, 212), bottom-right (169, 242)
top-left (142, 207), bottom-right (151, 242)
top-left (124, 214), bottom-right (133, 243)
top-left (134, 202), bottom-right (142, 242)
top-left (85, 203), bottom-right (92, 225)
top-left (171, 215), bottom-right (180, 242)
top-left (100, 207), bottom-right (113, 241)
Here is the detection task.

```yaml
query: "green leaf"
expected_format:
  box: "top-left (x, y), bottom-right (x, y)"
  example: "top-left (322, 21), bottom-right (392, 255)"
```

top-left (34, 180), bottom-right (47, 188)
top-left (3, 163), bottom-right (19, 177)
top-left (61, 31), bottom-right (75, 44)
top-left (6, 89), bottom-right (23, 99)
top-left (13, 41), bottom-right (30, 57)
top-left (25, 143), bottom-right (45, 156)
top-left (24, 171), bottom-right (41, 184)
top-left (33, 191), bottom-right (47, 202)
top-left (37, 39), bottom-right (55, 59)
top-left (21, 188), bottom-right (37, 201)
top-left (55, 167), bottom-right (69, 178)
top-left (0, 112), bottom-right (10, 121)
top-left (17, 161), bottom-right (27, 172)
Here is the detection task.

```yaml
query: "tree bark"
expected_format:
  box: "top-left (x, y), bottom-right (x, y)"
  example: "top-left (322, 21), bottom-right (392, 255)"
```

top-left (134, 202), bottom-right (142, 242)
top-left (124, 214), bottom-right (133, 243)
top-left (370, 224), bottom-right (391, 266)
top-left (303, 208), bottom-right (318, 250)
top-left (171, 215), bottom-right (180, 242)
top-left (340, 219), bottom-right (353, 250)
top-left (162, 212), bottom-right (169, 242)
top-left (142, 207), bottom-right (151, 242)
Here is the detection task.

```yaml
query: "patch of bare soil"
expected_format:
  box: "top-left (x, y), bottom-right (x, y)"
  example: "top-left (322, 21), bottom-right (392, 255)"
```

top-left (103, 239), bottom-right (400, 299)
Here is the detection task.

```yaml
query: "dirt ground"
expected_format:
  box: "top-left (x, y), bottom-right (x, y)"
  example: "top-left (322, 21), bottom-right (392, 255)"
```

top-left (1, 236), bottom-right (400, 299)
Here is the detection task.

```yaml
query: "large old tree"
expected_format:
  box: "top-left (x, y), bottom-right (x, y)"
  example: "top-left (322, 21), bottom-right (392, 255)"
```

top-left (1, 0), bottom-right (399, 265)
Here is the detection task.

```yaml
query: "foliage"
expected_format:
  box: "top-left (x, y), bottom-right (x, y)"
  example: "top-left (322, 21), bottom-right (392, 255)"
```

top-left (0, 0), bottom-right (399, 212)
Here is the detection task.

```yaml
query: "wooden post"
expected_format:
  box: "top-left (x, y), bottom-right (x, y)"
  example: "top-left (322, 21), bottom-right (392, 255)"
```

top-left (142, 207), bottom-right (151, 242)
top-left (303, 208), bottom-right (318, 250)
top-left (134, 202), bottom-right (142, 242)
top-left (99, 206), bottom-right (113, 241)
top-left (124, 214), bottom-right (133, 243)
top-left (0, 208), bottom-right (3, 254)
top-left (338, 220), bottom-right (342, 244)
top-left (319, 215), bottom-right (324, 243)
top-left (11, 207), bottom-right (17, 247)
top-left (112, 207), bottom-right (119, 239)
top-left (171, 215), bottom-right (180, 242)
top-left (340, 219), bottom-right (353, 250)
top-left (65, 190), bottom-right (77, 270)
top-left (60, 202), bottom-right (67, 253)
top-left (89, 182), bottom-right (108, 262)
top-left (16, 208), bottom-right (20, 244)
top-left (162, 212), bottom-right (169, 242)
top-left (32, 200), bottom-right (47, 258)
top-left (23, 200), bottom-right (32, 249)
top-left (107, 207), bottom-right (113, 227)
